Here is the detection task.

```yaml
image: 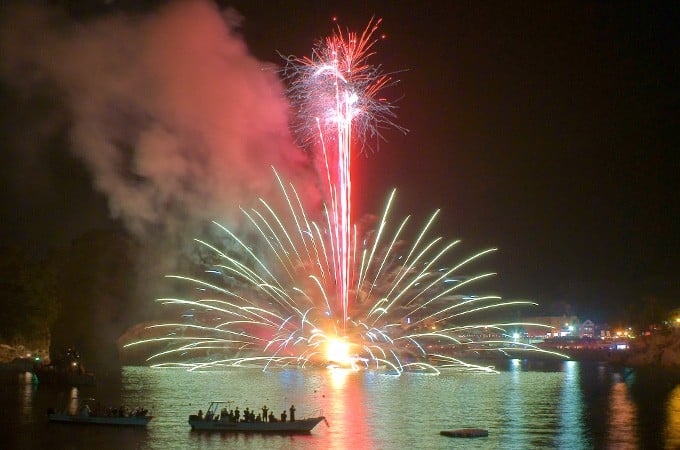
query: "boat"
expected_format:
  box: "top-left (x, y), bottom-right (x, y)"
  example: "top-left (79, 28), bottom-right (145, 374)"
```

top-left (34, 348), bottom-right (96, 386)
top-left (188, 401), bottom-right (327, 434)
top-left (440, 428), bottom-right (489, 438)
top-left (47, 397), bottom-right (153, 427)
top-left (34, 365), bottom-right (96, 386)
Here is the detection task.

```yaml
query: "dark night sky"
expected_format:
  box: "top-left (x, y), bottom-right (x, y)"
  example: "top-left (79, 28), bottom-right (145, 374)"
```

top-left (1, 1), bottom-right (678, 322)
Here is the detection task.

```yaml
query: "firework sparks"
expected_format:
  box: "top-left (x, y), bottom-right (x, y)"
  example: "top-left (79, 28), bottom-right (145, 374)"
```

top-left (282, 17), bottom-right (404, 153)
top-left (124, 173), bottom-right (565, 374)
top-left (281, 18), bottom-right (405, 330)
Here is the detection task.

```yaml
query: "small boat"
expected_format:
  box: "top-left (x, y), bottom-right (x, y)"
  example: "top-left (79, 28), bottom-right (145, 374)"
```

top-left (34, 348), bottom-right (96, 386)
top-left (48, 397), bottom-right (153, 427)
top-left (440, 428), bottom-right (489, 438)
top-left (189, 401), bottom-right (327, 434)
top-left (35, 366), bottom-right (96, 386)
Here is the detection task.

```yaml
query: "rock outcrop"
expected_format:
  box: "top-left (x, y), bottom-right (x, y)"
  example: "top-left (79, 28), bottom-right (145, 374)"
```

top-left (622, 330), bottom-right (680, 367)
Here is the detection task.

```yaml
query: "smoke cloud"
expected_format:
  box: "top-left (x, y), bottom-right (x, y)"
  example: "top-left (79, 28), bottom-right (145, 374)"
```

top-left (0, 0), bottom-right (320, 239)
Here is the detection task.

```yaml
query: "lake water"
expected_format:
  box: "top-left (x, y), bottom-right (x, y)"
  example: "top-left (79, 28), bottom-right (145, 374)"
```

top-left (1, 360), bottom-right (678, 449)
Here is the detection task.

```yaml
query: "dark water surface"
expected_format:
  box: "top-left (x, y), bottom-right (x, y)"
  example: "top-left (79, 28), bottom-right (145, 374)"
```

top-left (1, 360), bottom-right (678, 449)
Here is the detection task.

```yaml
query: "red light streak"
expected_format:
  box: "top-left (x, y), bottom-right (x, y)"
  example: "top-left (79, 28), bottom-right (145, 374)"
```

top-left (282, 17), bottom-right (401, 331)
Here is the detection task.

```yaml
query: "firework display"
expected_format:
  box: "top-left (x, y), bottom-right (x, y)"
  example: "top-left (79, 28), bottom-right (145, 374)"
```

top-left (124, 172), bottom-right (563, 374)
top-left (124, 19), bottom-right (564, 374)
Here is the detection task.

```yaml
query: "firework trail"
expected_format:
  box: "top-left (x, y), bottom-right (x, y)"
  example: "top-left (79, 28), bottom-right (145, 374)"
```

top-left (281, 18), bottom-right (404, 330)
top-left (124, 172), bottom-right (564, 374)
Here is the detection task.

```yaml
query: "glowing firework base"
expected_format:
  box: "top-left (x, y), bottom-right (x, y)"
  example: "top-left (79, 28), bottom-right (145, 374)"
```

top-left (189, 402), bottom-right (326, 434)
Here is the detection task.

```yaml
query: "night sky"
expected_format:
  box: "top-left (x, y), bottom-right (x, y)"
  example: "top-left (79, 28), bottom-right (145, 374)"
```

top-left (1, 0), bottom-right (677, 322)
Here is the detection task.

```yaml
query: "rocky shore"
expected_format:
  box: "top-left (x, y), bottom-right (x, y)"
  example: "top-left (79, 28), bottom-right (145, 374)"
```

top-left (613, 329), bottom-right (680, 367)
top-left (0, 343), bottom-right (48, 365)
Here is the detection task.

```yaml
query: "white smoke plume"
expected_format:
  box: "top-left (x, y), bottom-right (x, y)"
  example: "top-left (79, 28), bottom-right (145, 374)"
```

top-left (0, 0), bottom-right (320, 239)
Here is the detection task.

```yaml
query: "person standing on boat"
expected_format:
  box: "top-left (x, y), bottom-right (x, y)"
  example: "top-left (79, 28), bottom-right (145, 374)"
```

top-left (289, 405), bottom-right (296, 422)
top-left (281, 410), bottom-right (287, 422)
top-left (262, 405), bottom-right (268, 422)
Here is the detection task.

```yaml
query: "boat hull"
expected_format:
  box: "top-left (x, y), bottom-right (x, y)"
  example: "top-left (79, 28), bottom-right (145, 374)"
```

top-left (48, 413), bottom-right (152, 427)
top-left (188, 416), bottom-right (326, 433)
top-left (440, 428), bottom-right (489, 438)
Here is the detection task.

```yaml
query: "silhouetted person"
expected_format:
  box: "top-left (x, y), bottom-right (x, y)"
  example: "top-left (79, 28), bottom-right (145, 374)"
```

top-left (281, 410), bottom-right (287, 422)
top-left (262, 405), bottom-right (268, 422)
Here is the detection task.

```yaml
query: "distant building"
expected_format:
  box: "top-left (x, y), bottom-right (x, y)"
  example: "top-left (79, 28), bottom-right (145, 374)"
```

top-left (579, 320), bottom-right (595, 338)
top-left (596, 323), bottom-right (612, 338)
top-left (519, 315), bottom-right (580, 338)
